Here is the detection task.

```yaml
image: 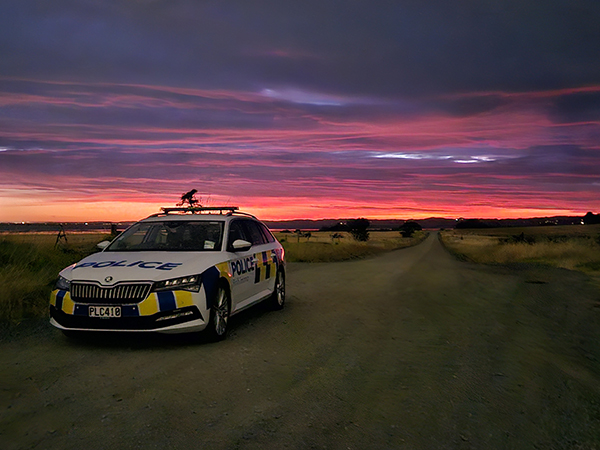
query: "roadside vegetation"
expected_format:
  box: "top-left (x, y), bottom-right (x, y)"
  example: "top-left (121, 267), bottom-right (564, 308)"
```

top-left (439, 225), bottom-right (600, 275)
top-left (0, 233), bottom-right (109, 324)
top-left (275, 230), bottom-right (429, 262)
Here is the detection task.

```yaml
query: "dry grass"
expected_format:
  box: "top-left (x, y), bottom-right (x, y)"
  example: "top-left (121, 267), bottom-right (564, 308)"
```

top-left (0, 233), bottom-right (110, 323)
top-left (275, 230), bottom-right (428, 262)
top-left (440, 225), bottom-right (600, 273)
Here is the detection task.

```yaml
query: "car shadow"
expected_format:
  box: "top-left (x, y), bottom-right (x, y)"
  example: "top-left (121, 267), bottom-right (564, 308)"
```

top-left (58, 300), bottom-right (279, 349)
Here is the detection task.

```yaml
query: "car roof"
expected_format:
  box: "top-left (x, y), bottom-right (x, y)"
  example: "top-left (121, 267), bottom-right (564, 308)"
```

top-left (139, 207), bottom-right (259, 223)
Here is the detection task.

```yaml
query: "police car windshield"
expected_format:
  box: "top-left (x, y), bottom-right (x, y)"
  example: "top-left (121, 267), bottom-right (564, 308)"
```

top-left (106, 221), bottom-right (224, 252)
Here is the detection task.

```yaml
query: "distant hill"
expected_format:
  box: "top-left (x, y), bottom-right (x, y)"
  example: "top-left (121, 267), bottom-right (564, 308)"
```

top-left (0, 222), bottom-right (133, 233)
top-left (263, 215), bottom-right (584, 231)
top-left (454, 216), bottom-right (583, 229)
top-left (0, 214), bottom-right (590, 233)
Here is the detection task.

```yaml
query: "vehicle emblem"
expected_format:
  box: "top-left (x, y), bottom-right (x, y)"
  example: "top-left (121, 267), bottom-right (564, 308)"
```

top-left (104, 276), bottom-right (113, 283)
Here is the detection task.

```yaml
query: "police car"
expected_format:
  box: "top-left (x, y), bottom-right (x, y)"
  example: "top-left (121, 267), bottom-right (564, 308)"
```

top-left (50, 207), bottom-right (285, 340)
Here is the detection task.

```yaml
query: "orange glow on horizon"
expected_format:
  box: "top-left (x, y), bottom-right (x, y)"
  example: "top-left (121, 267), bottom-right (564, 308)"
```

top-left (0, 196), bottom-right (590, 224)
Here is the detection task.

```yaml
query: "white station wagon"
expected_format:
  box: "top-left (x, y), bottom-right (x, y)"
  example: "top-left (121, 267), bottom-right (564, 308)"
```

top-left (50, 207), bottom-right (285, 340)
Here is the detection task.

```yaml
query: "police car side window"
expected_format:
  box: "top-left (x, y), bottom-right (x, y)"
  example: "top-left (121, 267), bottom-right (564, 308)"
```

top-left (242, 220), bottom-right (267, 246)
top-left (227, 221), bottom-right (248, 251)
top-left (258, 223), bottom-right (275, 243)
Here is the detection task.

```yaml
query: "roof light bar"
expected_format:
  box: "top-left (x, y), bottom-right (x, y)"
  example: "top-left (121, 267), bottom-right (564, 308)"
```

top-left (161, 206), bottom-right (239, 214)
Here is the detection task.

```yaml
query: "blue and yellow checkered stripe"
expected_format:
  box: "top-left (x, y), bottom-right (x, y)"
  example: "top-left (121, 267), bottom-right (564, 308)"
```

top-left (254, 251), bottom-right (276, 284)
top-left (50, 289), bottom-right (195, 317)
top-left (50, 289), bottom-right (76, 314)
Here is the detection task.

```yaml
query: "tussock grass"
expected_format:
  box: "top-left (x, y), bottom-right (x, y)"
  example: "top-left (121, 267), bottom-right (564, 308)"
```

top-left (440, 225), bottom-right (600, 273)
top-left (276, 230), bottom-right (428, 262)
top-left (0, 234), bottom-right (109, 323)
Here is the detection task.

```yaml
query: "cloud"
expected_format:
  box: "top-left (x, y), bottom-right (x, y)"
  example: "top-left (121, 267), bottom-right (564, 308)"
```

top-left (2, 1), bottom-right (600, 97)
top-left (549, 91), bottom-right (600, 123)
top-left (261, 88), bottom-right (349, 106)
top-left (371, 151), bottom-right (516, 164)
top-left (0, 2), bottom-right (599, 220)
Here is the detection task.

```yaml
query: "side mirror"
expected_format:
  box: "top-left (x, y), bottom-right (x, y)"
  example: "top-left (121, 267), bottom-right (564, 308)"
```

top-left (97, 240), bottom-right (110, 250)
top-left (231, 239), bottom-right (252, 252)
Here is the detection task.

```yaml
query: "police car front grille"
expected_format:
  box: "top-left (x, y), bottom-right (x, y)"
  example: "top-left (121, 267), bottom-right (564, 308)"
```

top-left (71, 283), bottom-right (152, 304)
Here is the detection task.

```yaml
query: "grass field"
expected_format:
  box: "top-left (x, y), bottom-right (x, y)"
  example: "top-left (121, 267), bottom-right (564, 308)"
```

top-left (275, 230), bottom-right (428, 262)
top-left (439, 224), bottom-right (600, 274)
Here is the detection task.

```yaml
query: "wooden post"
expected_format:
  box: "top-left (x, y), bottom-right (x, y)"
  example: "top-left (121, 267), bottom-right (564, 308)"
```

top-left (55, 224), bottom-right (68, 248)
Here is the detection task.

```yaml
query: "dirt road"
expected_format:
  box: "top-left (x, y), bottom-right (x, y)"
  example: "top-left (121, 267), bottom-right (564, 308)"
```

top-left (2, 233), bottom-right (600, 449)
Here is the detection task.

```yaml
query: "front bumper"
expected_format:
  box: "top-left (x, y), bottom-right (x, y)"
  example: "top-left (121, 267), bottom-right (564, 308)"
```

top-left (49, 288), bottom-right (208, 334)
top-left (50, 305), bottom-right (205, 333)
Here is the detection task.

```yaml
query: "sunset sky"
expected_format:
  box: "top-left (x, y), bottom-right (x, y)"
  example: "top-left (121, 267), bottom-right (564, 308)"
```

top-left (1, 1), bottom-right (599, 222)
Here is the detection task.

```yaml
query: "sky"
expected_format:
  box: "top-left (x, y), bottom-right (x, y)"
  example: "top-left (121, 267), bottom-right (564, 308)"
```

top-left (1, 1), bottom-right (600, 222)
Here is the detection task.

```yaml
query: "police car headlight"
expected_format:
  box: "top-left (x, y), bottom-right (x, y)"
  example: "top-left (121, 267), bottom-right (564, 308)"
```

top-left (153, 275), bottom-right (201, 292)
top-left (55, 276), bottom-right (71, 291)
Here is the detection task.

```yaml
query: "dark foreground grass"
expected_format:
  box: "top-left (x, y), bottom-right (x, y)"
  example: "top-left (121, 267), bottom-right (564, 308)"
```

top-left (0, 234), bottom-right (108, 324)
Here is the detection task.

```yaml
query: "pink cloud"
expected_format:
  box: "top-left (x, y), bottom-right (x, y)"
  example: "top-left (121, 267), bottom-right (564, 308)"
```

top-left (0, 78), bottom-right (599, 221)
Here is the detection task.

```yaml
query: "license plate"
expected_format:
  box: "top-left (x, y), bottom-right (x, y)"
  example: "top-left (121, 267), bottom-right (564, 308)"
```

top-left (89, 306), bottom-right (122, 318)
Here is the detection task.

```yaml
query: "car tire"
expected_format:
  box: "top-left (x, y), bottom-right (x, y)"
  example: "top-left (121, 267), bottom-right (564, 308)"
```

top-left (268, 269), bottom-right (285, 310)
top-left (61, 329), bottom-right (81, 339)
top-left (205, 283), bottom-right (231, 341)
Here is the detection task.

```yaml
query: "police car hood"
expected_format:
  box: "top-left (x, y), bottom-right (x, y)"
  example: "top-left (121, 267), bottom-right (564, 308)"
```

top-left (62, 251), bottom-right (226, 283)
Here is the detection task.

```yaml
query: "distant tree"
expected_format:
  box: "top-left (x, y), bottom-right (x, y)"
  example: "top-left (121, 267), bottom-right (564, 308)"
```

top-left (348, 218), bottom-right (370, 241)
top-left (583, 212), bottom-right (600, 225)
top-left (399, 221), bottom-right (422, 238)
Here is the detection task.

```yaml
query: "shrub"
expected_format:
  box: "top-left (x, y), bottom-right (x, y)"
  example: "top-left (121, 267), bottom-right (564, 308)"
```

top-left (348, 218), bottom-right (370, 242)
top-left (400, 221), bottom-right (422, 238)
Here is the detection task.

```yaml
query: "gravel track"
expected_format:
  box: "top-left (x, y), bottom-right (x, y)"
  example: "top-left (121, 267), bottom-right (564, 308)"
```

top-left (2, 233), bottom-right (600, 449)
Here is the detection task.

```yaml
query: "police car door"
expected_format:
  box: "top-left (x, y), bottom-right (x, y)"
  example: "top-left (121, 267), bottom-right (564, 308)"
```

top-left (240, 219), bottom-right (275, 303)
top-left (226, 220), bottom-right (260, 312)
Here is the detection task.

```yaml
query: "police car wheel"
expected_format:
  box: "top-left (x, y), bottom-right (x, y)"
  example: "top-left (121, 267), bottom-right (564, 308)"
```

top-left (207, 284), bottom-right (230, 341)
top-left (269, 270), bottom-right (285, 310)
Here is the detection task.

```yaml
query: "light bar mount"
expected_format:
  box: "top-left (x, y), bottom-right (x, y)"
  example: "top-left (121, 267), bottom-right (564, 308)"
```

top-left (161, 206), bottom-right (239, 214)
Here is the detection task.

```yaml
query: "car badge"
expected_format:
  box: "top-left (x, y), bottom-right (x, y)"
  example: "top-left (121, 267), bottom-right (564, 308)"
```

top-left (104, 276), bottom-right (113, 283)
